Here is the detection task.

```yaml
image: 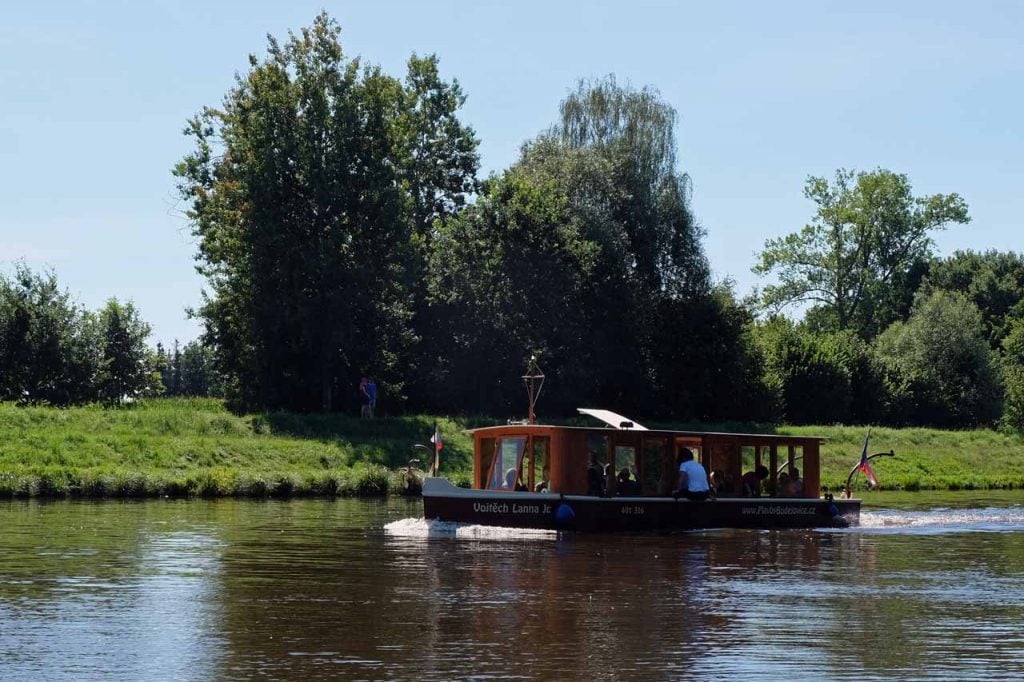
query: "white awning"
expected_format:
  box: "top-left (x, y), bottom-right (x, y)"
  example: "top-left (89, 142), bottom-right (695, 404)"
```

top-left (577, 408), bottom-right (648, 430)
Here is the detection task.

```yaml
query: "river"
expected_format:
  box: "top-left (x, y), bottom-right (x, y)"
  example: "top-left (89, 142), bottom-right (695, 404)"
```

top-left (1, 492), bottom-right (1023, 680)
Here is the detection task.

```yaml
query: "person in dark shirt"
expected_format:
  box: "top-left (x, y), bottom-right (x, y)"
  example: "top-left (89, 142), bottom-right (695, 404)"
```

top-left (616, 468), bottom-right (641, 496)
top-left (535, 466), bottom-right (551, 493)
top-left (741, 465), bottom-right (770, 497)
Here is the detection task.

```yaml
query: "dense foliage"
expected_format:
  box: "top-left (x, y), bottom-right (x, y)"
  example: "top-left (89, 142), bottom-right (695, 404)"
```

top-left (6, 13), bottom-right (1024, 436)
top-left (872, 291), bottom-right (1002, 427)
top-left (174, 13), bottom-right (477, 412)
top-left (156, 340), bottom-right (224, 398)
top-left (0, 265), bottom-right (159, 404)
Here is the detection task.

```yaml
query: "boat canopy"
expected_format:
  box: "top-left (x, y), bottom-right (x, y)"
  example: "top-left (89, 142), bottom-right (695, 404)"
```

top-left (576, 408), bottom-right (648, 430)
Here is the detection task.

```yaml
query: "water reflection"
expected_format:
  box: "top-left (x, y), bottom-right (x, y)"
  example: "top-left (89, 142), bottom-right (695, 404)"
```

top-left (0, 501), bottom-right (224, 680)
top-left (1, 497), bottom-right (1023, 680)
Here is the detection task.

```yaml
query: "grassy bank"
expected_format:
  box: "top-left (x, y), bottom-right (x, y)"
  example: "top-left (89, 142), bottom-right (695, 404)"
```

top-left (2, 399), bottom-right (1024, 498)
top-left (0, 398), bottom-right (478, 498)
top-left (770, 424), bottom-right (1024, 492)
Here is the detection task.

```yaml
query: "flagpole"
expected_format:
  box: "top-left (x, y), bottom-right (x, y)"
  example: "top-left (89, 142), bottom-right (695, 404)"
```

top-left (431, 421), bottom-right (440, 477)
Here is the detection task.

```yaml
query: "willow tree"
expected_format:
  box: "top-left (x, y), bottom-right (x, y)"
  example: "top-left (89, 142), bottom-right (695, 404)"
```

top-left (551, 75), bottom-right (710, 299)
top-left (520, 77), bottom-right (714, 415)
top-left (174, 14), bottom-right (477, 411)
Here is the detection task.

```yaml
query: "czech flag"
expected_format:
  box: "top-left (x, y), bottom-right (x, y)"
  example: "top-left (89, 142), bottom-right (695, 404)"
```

top-left (859, 431), bottom-right (878, 487)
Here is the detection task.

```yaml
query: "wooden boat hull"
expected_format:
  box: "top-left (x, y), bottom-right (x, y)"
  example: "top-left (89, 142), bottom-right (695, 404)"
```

top-left (422, 478), bottom-right (859, 531)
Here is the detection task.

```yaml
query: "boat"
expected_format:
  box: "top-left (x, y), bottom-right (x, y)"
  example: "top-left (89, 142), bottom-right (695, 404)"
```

top-left (422, 361), bottom-right (858, 531)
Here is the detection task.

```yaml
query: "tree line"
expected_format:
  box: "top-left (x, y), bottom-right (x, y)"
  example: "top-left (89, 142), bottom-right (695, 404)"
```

top-left (6, 13), bottom-right (1024, 431)
top-left (0, 264), bottom-right (220, 403)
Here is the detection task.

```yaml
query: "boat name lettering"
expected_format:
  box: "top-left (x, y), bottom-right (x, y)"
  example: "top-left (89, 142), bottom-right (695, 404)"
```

top-left (472, 502), bottom-right (552, 515)
top-left (741, 506), bottom-right (816, 516)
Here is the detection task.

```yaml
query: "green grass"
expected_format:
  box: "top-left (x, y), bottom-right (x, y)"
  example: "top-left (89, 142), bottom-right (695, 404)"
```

top-left (0, 398), bottom-right (479, 499)
top-left (2, 398), bottom-right (1023, 498)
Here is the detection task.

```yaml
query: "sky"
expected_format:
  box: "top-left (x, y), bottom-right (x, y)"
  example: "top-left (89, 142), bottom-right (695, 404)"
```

top-left (2, 0), bottom-right (1023, 346)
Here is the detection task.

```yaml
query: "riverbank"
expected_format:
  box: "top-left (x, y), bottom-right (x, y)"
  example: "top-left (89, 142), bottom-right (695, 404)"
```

top-left (2, 398), bottom-right (1024, 498)
top-left (0, 399), bottom-right (476, 498)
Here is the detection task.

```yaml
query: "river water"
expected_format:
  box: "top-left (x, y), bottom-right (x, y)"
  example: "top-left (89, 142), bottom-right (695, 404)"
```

top-left (1, 492), bottom-right (1023, 681)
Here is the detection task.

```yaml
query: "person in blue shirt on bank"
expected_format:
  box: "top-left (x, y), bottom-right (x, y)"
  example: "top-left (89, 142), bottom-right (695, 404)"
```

top-left (367, 377), bottom-right (378, 418)
top-left (673, 447), bottom-right (712, 501)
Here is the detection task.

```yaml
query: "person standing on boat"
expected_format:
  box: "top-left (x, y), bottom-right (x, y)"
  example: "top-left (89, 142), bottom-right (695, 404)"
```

top-left (674, 448), bottom-right (711, 501)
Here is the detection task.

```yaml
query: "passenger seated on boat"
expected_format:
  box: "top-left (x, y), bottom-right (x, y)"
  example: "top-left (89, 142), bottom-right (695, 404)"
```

top-left (502, 467), bottom-right (527, 492)
top-left (586, 453), bottom-right (604, 496)
top-left (708, 466), bottom-right (733, 493)
top-left (790, 469), bottom-right (803, 497)
top-left (775, 472), bottom-right (791, 497)
top-left (673, 448), bottom-right (711, 502)
top-left (616, 468), bottom-right (640, 496)
top-left (535, 466), bottom-right (550, 493)
top-left (741, 465), bottom-right (770, 497)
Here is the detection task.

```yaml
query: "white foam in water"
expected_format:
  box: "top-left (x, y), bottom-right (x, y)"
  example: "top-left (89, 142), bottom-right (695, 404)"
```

top-left (384, 517), bottom-right (558, 540)
top-left (858, 506), bottom-right (1024, 532)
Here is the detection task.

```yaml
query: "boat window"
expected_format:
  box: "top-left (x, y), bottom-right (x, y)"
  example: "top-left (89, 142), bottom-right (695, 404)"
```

top-left (614, 446), bottom-right (636, 477)
top-left (641, 439), bottom-right (667, 495)
top-left (787, 446), bottom-right (803, 474)
top-left (586, 434), bottom-right (609, 464)
top-left (479, 438), bottom-right (496, 488)
top-left (530, 437), bottom-right (549, 492)
top-left (487, 436), bottom-right (528, 491)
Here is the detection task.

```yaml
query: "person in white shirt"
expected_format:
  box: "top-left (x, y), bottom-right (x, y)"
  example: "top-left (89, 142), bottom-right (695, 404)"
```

top-left (673, 447), bottom-right (711, 501)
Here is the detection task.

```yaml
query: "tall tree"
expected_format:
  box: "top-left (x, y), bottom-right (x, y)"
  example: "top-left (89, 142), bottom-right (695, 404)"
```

top-left (485, 77), bottom-right (715, 415)
top-left (427, 169), bottom-right (597, 414)
top-left (549, 75), bottom-right (709, 299)
top-left (754, 169), bottom-right (970, 338)
top-left (178, 340), bottom-right (223, 397)
top-left (174, 13), bottom-right (477, 411)
top-left (0, 264), bottom-right (98, 405)
top-left (1001, 317), bottom-right (1024, 432)
top-left (95, 299), bottom-right (160, 404)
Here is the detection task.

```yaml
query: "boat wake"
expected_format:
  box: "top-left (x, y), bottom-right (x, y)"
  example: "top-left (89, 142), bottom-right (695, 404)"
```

top-left (857, 506), bottom-right (1024, 533)
top-left (383, 517), bottom-right (558, 541)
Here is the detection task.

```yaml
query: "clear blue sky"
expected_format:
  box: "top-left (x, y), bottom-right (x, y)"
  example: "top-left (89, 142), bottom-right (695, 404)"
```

top-left (2, 1), bottom-right (1022, 345)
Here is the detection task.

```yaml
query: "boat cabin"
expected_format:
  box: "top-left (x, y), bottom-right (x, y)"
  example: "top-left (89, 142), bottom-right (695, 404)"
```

top-left (469, 411), bottom-right (825, 499)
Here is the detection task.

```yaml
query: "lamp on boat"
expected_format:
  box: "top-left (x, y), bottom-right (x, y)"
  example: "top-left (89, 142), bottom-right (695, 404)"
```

top-left (522, 355), bottom-right (545, 425)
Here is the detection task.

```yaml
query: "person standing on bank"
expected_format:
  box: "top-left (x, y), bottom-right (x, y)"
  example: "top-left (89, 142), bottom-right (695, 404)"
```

top-left (359, 377), bottom-right (370, 419)
top-left (367, 377), bottom-right (378, 418)
top-left (673, 448), bottom-right (711, 501)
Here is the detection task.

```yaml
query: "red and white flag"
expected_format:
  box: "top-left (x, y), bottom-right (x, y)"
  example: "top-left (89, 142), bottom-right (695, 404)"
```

top-left (859, 431), bottom-right (878, 487)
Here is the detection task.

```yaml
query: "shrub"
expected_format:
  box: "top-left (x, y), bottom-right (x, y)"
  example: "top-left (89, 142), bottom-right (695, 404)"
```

top-left (874, 291), bottom-right (1002, 427)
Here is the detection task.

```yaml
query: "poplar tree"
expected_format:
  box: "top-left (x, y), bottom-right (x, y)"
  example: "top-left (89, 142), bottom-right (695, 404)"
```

top-left (174, 13), bottom-right (477, 411)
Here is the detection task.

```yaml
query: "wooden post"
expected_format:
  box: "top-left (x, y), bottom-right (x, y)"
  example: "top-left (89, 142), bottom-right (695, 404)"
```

top-left (804, 440), bottom-right (820, 498)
